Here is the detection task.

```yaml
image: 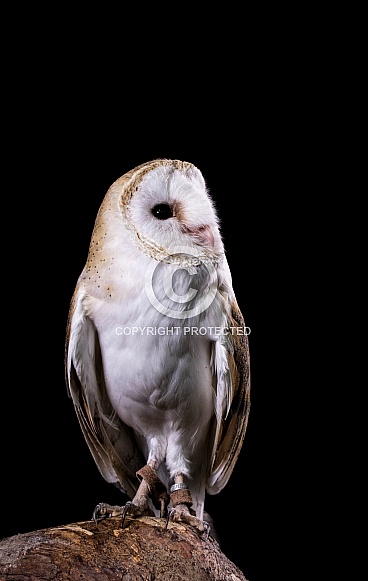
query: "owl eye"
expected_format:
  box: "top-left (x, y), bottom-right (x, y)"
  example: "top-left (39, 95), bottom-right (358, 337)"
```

top-left (151, 203), bottom-right (174, 220)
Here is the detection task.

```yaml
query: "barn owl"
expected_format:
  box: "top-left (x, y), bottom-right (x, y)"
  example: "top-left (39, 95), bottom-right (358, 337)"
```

top-left (65, 159), bottom-right (251, 536)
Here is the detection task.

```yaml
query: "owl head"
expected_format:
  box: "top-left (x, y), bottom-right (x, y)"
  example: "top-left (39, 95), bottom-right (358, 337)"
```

top-left (116, 159), bottom-right (225, 265)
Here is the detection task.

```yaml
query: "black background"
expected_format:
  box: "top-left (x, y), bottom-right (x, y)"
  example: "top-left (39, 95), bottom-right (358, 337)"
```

top-left (0, 4), bottom-right (353, 574)
top-left (1, 84), bottom-right (314, 581)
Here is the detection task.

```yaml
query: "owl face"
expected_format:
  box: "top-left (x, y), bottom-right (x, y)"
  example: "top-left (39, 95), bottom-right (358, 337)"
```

top-left (125, 165), bottom-right (224, 257)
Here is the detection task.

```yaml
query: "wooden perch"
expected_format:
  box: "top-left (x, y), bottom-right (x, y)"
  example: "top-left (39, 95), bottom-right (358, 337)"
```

top-left (0, 515), bottom-right (248, 580)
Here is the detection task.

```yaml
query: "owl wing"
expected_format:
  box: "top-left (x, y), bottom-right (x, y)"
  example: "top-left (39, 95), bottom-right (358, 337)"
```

top-left (65, 286), bottom-right (145, 499)
top-left (207, 299), bottom-right (251, 494)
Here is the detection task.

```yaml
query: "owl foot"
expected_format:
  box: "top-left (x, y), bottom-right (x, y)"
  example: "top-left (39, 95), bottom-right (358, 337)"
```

top-left (93, 465), bottom-right (170, 527)
top-left (166, 504), bottom-right (210, 538)
top-left (92, 501), bottom-right (154, 526)
top-left (92, 502), bottom-right (125, 523)
top-left (166, 483), bottom-right (210, 538)
top-left (121, 500), bottom-right (156, 528)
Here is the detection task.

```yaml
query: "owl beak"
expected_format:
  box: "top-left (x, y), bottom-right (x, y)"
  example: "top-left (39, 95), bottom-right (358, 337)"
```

top-left (182, 224), bottom-right (215, 248)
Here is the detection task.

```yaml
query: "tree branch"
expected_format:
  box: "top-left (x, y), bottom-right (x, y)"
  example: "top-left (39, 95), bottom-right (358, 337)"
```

top-left (0, 515), bottom-right (248, 580)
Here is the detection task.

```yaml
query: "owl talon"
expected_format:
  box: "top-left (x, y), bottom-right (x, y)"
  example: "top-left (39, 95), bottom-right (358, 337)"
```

top-left (166, 503), bottom-right (210, 538)
top-left (92, 502), bottom-right (124, 523)
top-left (121, 501), bottom-right (156, 528)
top-left (203, 521), bottom-right (211, 540)
top-left (93, 502), bottom-right (110, 523)
top-left (121, 501), bottom-right (133, 528)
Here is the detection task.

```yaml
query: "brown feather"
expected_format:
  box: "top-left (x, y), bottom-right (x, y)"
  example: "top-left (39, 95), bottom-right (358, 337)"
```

top-left (208, 300), bottom-right (251, 494)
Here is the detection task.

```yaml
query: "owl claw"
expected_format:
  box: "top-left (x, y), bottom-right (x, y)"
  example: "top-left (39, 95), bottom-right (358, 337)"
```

top-left (92, 499), bottom-right (156, 528)
top-left (203, 521), bottom-right (211, 539)
top-left (92, 502), bottom-right (124, 523)
top-left (166, 504), bottom-right (210, 539)
top-left (121, 501), bottom-right (133, 528)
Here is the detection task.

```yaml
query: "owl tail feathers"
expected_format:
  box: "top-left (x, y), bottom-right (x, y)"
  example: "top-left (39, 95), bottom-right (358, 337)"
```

top-left (136, 464), bottom-right (170, 518)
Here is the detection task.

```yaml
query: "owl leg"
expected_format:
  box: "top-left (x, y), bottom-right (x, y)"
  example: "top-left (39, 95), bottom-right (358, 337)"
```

top-left (121, 463), bottom-right (170, 527)
top-left (93, 462), bottom-right (170, 527)
top-left (133, 464), bottom-right (170, 515)
top-left (166, 474), bottom-right (210, 537)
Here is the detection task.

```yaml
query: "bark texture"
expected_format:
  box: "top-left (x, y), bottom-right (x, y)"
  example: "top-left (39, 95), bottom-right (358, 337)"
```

top-left (0, 516), bottom-right (247, 580)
